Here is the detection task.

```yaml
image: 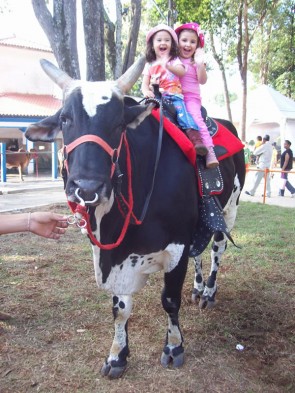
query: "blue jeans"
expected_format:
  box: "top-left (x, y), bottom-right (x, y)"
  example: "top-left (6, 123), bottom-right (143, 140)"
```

top-left (163, 94), bottom-right (199, 131)
top-left (281, 171), bottom-right (295, 194)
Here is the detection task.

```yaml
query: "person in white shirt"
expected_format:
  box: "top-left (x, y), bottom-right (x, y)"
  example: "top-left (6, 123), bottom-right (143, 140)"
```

top-left (245, 134), bottom-right (273, 197)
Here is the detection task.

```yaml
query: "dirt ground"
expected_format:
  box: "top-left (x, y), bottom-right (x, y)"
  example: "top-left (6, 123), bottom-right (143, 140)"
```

top-left (0, 203), bottom-right (294, 393)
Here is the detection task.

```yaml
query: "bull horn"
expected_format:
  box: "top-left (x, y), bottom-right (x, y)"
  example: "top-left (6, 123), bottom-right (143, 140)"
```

top-left (40, 59), bottom-right (73, 90)
top-left (116, 56), bottom-right (146, 94)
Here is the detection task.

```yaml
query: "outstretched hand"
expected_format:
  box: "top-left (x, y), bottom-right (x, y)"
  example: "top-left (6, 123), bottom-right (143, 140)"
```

top-left (29, 212), bottom-right (69, 239)
top-left (194, 48), bottom-right (205, 66)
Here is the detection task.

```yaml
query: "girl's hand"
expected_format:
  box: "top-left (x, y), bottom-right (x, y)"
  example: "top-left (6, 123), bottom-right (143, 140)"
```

top-left (143, 89), bottom-right (155, 98)
top-left (194, 48), bottom-right (205, 66)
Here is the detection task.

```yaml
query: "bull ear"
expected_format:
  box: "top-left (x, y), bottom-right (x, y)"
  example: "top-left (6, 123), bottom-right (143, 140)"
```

top-left (25, 109), bottom-right (62, 142)
top-left (116, 56), bottom-right (146, 95)
top-left (40, 59), bottom-right (73, 91)
top-left (125, 103), bottom-right (155, 129)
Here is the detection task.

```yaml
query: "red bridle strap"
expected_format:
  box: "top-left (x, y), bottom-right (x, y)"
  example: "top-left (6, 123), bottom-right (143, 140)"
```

top-left (64, 133), bottom-right (124, 177)
top-left (65, 134), bottom-right (114, 156)
top-left (67, 132), bottom-right (136, 250)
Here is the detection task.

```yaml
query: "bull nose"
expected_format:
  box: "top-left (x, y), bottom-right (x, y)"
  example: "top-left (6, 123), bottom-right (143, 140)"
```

top-left (70, 179), bottom-right (107, 204)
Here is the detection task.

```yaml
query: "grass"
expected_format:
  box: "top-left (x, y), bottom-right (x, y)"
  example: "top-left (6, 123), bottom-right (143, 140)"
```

top-left (0, 201), bottom-right (294, 392)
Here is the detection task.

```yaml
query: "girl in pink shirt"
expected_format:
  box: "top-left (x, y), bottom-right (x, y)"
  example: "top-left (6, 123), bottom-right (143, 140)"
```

top-left (175, 23), bottom-right (219, 168)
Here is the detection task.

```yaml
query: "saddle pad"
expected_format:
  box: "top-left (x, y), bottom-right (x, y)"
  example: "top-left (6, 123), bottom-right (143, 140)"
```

top-left (152, 109), bottom-right (196, 165)
top-left (151, 109), bottom-right (244, 163)
top-left (211, 119), bottom-right (244, 160)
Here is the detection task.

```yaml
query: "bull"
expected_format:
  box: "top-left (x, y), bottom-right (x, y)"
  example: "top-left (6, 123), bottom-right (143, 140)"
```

top-left (25, 57), bottom-right (245, 378)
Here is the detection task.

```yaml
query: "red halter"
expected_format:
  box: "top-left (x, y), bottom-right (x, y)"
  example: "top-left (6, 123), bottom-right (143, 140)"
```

top-left (65, 132), bottom-right (139, 250)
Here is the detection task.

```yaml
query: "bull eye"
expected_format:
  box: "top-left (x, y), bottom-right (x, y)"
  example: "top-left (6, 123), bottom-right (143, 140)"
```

top-left (60, 115), bottom-right (70, 129)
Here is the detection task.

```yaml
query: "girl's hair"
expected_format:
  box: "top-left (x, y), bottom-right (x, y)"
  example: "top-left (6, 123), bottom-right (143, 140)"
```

top-left (145, 32), bottom-right (179, 63)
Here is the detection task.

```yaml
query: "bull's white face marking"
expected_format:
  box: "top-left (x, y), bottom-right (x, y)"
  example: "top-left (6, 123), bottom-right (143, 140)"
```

top-left (93, 243), bottom-right (185, 295)
top-left (78, 81), bottom-right (122, 117)
top-left (66, 81), bottom-right (123, 118)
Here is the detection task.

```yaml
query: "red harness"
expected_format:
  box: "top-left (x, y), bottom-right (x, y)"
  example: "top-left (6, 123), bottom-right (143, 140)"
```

top-left (65, 132), bottom-right (141, 250)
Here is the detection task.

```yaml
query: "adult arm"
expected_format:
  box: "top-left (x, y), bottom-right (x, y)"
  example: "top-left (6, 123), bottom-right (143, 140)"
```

top-left (0, 212), bottom-right (68, 239)
top-left (281, 152), bottom-right (290, 171)
top-left (253, 143), bottom-right (266, 156)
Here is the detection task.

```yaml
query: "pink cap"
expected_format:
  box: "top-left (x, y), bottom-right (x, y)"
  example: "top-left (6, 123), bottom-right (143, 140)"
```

top-left (146, 24), bottom-right (178, 46)
top-left (175, 22), bottom-right (205, 48)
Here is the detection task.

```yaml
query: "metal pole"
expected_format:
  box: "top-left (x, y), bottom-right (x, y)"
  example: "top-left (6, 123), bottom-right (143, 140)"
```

top-left (0, 143), bottom-right (7, 183)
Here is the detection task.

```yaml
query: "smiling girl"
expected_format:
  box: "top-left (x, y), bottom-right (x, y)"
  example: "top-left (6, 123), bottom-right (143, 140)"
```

top-left (175, 23), bottom-right (219, 168)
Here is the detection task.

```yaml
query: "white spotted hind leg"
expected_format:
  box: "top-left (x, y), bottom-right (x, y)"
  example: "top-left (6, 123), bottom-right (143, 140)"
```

top-left (191, 254), bottom-right (206, 303)
top-left (199, 232), bottom-right (227, 309)
top-left (101, 294), bottom-right (132, 379)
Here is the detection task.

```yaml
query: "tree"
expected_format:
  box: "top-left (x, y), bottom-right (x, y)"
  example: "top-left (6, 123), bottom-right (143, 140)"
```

top-left (250, 0), bottom-right (295, 99)
top-left (235, 0), bottom-right (276, 141)
top-left (32, 0), bottom-right (81, 79)
top-left (32, 0), bottom-right (142, 81)
top-left (82, 0), bottom-right (105, 81)
top-left (122, 0), bottom-right (142, 73)
top-left (174, 0), bottom-right (280, 141)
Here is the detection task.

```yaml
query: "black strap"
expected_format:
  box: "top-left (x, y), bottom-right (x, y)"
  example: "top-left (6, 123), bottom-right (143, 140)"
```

top-left (138, 100), bottom-right (164, 222)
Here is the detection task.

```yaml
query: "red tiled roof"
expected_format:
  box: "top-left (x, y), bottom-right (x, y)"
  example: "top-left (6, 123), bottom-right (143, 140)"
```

top-left (0, 93), bottom-right (62, 117)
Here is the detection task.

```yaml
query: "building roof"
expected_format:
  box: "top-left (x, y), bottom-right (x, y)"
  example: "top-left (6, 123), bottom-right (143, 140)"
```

top-left (0, 35), bottom-right (52, 53)
top-left (231, 85), bottom-right (295, 124)
top-left (0, 93), bottom-right (61, 118)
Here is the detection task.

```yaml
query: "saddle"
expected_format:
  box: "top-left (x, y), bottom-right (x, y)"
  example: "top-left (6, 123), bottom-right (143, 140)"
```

top-left (144, 88), bottom-right (242, 255)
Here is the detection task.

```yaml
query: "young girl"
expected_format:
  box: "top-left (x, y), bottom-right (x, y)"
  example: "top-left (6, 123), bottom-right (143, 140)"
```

top-left (175, 23), bottom-right (219, 168)
top-left (141, 24), bottom-right (208, 156)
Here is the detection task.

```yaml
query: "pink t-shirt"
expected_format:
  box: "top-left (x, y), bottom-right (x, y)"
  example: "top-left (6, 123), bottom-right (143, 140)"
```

top-left (179, 57), bottom-right (201, 99)
top-left (143, 58), bottom-right (183, 94)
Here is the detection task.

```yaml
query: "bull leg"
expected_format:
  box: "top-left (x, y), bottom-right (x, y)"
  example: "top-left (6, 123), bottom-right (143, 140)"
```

top-left (101, 294), bottom-right (132, 379)
top-left (191, 255), bottom-right (206, 303)
top-left (160, 260), bottom-right (187, 368)
top-left (199, 232), bottom-right (227, 309)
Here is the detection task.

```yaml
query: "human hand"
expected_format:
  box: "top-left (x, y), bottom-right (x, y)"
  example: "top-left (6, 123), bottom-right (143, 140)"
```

top-left (194, 48), bottom-right (205, 66)
top-left (143, 89), bottom-right (155, 98)
top-left (29, 212), bottom-right (69, 239)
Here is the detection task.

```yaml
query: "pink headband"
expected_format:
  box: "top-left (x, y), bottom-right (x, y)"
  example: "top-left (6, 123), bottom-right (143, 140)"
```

top-left (175, 22), bottom-right (205, 48)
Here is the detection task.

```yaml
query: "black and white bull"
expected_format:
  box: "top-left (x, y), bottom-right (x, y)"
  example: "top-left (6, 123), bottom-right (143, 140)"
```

top-left (25, 57), bottom-right (245, 378)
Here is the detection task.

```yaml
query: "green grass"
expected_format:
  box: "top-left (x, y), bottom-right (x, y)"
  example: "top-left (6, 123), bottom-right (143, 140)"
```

top-left (0, 202), bottom-right (294, 392)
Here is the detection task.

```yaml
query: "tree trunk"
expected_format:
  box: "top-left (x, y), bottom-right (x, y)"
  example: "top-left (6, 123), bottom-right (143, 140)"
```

top-left (104, 9), bottom-right (116, 78)
top-left (82, 0), bottom-right (105, 81)
top-left (209, 30), bottom-right (232, 123)
top-left (122, 0), bottom-right (142, 73)
top-left (114, 0), bottom-right (123, 79)
top-left (32, 0), bottom-right (80, 78)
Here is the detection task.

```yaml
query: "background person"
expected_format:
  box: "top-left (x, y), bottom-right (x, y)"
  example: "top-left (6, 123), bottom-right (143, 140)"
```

top-left (243, 141), bottom-right (251, 173)
top-left (245, 134), bottom-right (272, 197)
top-left (254, 135), bottom-right (263, 165)
top-left (278, 140), bottom-right (295, 197)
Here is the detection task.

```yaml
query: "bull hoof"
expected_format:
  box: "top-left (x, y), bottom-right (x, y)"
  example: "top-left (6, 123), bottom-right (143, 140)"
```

top-left (191, 288), bottom-right (203, 304)
top-left (100, 360), bottom-right (127, 379)
top-left (199, 296), bottom-right (216, 309)
top-left (160, 345), bottom-right (184, 368)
